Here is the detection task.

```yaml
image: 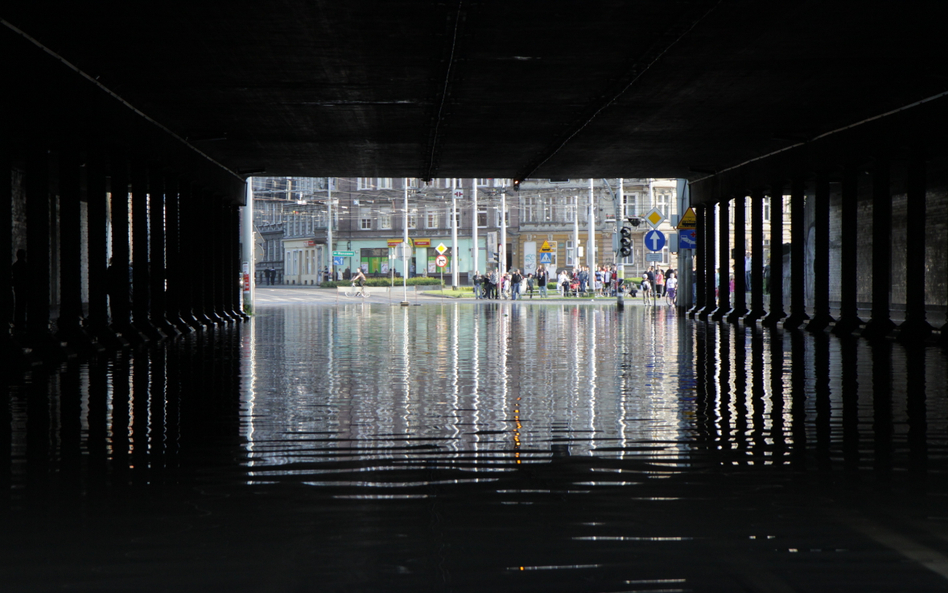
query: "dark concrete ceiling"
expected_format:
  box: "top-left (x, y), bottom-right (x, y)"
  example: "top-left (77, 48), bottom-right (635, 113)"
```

top-left (4, 1), bottom-right (947, 181)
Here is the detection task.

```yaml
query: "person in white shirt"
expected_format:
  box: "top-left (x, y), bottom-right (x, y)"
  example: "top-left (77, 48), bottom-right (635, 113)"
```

top-left (665, 272), bottom-right (678, 306)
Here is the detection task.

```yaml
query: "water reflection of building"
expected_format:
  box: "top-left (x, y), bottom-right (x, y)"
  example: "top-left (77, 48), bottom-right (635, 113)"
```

top-left (243, 304), bottom-right (692, 473)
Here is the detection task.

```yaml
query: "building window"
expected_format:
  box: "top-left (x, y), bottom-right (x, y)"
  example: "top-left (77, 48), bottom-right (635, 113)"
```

top-left (379, 208), bottom-right (392, 230)
top-left (451, 207), bottom-right (461, 227)
top-left (565, 198), bottom-right (576, 222)
top-left (495, 207), bottom-right (508, 228)
top-left (656, 190), bottom-right (673, 216)
top-left (407, 210), bottom-right (418, 229)
top-left (566, 240), bottom-right (575, 267)
top-left (476, 178), bottom-right (490, 187)
top-left (360, 208), bottom-right (372, 230)
top-left (378, 178), bottom-right (393, 190)
top-left (357, 178), bottom-right (373, 190)
top-left (541, 198), bottom-right (554, 222)
top-left (426, 209), bottom-right (439, 229)
top-left (763, 196), bottom-right (771, 222)
top-left (477, 210), bottom-right (488, 228)
top-left (522, 197), bottom-right (536, 222)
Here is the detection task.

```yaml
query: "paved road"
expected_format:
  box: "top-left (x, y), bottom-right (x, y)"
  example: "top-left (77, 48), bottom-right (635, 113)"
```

top-left (252, 286), bottom-right (662, 306)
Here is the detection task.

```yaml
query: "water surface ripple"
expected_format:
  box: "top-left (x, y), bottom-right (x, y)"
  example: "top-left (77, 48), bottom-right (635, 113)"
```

top-left (3, 302), bottom-right (948, 592)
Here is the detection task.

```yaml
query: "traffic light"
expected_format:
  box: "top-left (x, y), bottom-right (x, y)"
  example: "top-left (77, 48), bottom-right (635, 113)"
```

top-left (619, 226), bottom-right (632, 258)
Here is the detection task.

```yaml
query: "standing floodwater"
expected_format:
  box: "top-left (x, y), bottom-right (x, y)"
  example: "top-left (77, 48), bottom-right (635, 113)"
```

top-left (3, 302), bottom-right (948, 592)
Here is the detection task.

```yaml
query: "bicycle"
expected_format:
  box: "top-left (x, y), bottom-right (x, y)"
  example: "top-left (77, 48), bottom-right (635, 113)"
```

top-left (344, 282), bottom-right (368, 298)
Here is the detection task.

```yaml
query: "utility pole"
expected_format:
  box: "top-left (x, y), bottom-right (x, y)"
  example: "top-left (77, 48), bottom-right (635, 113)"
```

top-left (616, 178), bottom-right (624, 307)
top-left (588, 178), bottom-right (595, 279)
top-left (402, 178), bottom-right (410, 305)
top-left (573, 195), bottom-right (579, 271)
top-left (241, 177), bottom-right (254, 315)
top-left (327, 177), bottom-right (334, 281)
top-left (451, 178), bottom-right (459, 288)
top-left (500, 182), bottom-right (507, 276)
top-left (472, 181), bottom-right (478, 277)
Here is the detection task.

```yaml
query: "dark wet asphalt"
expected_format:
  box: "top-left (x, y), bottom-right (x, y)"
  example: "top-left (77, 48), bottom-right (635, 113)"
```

top-left (2, 300), bottom-right (948, 592)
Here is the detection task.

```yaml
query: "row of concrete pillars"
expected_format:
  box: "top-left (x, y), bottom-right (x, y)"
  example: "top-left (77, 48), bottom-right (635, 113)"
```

top-left (2, 149), bottom-right (248, 365)
top-left (687, 160), bottom-right (939, 341)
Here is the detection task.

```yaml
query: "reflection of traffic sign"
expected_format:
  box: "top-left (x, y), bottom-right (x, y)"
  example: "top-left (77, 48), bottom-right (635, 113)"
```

top-left (679, 229), bottom-right (697, 249)
top-left (435, 255), bottom-right (448, 267)
top-left (677, 208), bottom-right (697, 230)
top-left (644, 208), bottom-right (665, 228)
top-left (539, 252), bottom-right (553, 264)
top-left (333, 256), bottom-right (344, 266)
top-left (644, 229), bottom-right (666, 251)
top-left (436, 243), bottom-right (447, 255)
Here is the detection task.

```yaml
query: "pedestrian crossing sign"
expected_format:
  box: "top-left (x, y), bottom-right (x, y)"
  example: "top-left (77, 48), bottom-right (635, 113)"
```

top-left (539, 252), bottom-right (553, 264)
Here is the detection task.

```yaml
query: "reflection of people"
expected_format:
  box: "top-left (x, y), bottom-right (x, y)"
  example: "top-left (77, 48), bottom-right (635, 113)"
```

top-left (12, 249), bottom-right (28, 331)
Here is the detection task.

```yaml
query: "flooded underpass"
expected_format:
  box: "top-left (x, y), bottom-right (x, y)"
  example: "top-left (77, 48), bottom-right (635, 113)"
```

top-left (3, 302), bottom-right (948, 592)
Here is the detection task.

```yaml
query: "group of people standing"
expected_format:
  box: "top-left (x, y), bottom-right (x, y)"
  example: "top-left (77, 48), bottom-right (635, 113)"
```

top-left (555, 265), bottom-right (626, 297)
top-left (638, 266), bottom-right (678, 305)
top-left (473, 265), bottom-right (551, 300)
top-left (470, 264), bottom-right (679, 306)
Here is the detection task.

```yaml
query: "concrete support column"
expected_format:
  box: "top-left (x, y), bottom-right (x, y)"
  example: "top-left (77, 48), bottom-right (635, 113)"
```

top-left (689, 204), bottom-right (706, 317)
top-left (833, 166), bottom-right (863, 335)
top-left (131, 164), bottom-right (158, 340)
top-left (149, 175), bottom-right (175, 336)
top-left (179, 183), bottom-right (202, 330)
top-left (189, 188), bottom-right (212, 327)
top-left (163, 178), bottom-right (190, 332)
top-left (727, 194), bottom-right (747, 322)
top-left (745, 188), bottom-right (766, 322)
top-left (57, 151), bottom-right (86, 344)
top-left (108, 163), bottom-right (132, 333)
top-left (711, 199), bottom-right (730, 321)
top-left (699, 202), bottom-right (716, 319)
top-left (807, 172), bottom-right (834, 332)
top-left (900, 157), bottom-right (933, 340)
top-left (207, 194), bottom-right (226, 324)
top-left (231, 204), bottom-right (248, 320)
top-left (25, 150), bottom-right (54, 346)
top-left (762, 181), bottom-right (786, 326)
top-left (863, 161), bottom-right (895, 338)
top-left (783, 178), bottom-right (809, 328)
top-left (1, 152), bottom-right (18, 354)
top-left (84, 158), bottom-right (113, 341)
top-left (215, 199), bottom-right (235, 322)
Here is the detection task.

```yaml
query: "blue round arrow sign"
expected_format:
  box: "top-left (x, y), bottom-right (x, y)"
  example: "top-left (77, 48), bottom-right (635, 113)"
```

top-left (644, 229), bottom-right (666, 252)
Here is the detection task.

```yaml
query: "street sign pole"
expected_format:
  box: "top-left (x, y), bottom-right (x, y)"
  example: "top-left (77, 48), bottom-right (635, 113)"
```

top-left (402, 179), bottom-right (409, 305)
top-left (328, 178), bottom-right (333, 281)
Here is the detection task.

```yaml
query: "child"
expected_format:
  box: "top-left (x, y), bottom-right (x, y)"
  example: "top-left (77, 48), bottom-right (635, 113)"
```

top-left (640, 276), bottom-right (652, 305)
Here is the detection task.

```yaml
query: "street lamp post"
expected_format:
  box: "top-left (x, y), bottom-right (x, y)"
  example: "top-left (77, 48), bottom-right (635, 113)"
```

top-left (327, 177), bottom-right (333, 281)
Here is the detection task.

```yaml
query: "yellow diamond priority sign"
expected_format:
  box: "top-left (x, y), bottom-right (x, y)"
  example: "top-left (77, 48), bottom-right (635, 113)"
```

top-left (436, 242), bottom-right (448, 255)
top-left (644, 208), bottom-right (665, 229)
